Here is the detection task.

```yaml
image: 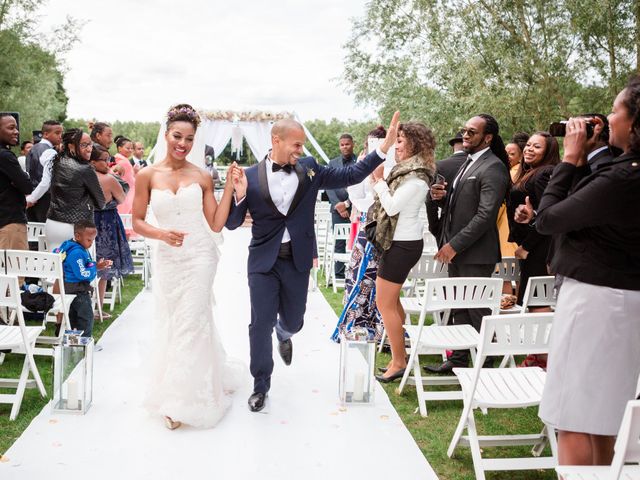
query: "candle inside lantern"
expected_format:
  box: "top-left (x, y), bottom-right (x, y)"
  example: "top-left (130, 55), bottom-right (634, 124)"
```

top-left (353, 372), bottom-right (365, 402)
top-left (67, 379), bottom-right (79, 409)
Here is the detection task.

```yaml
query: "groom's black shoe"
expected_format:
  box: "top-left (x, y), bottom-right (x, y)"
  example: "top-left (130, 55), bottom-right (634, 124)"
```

top-left (278, 339), bottom-right (293, 366)
top-left (248, 392), bottom-right (267, 412)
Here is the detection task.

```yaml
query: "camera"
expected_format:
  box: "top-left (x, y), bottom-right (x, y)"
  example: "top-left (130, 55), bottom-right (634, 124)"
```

top-left (549, 119), bottom-right (595, 138)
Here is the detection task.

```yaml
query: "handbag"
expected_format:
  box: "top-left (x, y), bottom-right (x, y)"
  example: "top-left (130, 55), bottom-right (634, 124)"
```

top-left (364, 220), bottom-right (381, 251)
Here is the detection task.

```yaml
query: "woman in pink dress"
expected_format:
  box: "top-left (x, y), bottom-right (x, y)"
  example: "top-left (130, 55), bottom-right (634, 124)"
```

top-left (114, 135), bottom-right (135, 215)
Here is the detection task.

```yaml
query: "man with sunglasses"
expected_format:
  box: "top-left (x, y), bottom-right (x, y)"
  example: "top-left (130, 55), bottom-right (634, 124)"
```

top-left (425, 114), bottom-right (510, 373)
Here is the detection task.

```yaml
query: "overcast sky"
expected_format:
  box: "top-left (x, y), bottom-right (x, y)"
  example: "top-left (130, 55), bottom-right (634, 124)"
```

top-left (40, 0), bottom-right (376, 123)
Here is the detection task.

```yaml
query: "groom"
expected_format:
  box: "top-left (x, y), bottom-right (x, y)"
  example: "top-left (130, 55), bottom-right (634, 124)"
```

top-left (226, 113), bottom-right (399, 412)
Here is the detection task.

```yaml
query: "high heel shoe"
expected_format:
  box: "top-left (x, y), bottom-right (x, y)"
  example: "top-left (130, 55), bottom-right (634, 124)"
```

top-left (164, 416), bottom-right (182, 430)
top-left (375, 368), bottom-right (406, 383)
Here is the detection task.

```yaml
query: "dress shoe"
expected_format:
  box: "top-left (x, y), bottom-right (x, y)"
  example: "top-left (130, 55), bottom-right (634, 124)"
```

top-left (423, 360), bottom-right (462, 374)
top-left (375, 368), bottom-right (406, 383)
top-left (248, 392), bottom-right (267, 412)
top-left (278, 339), bottom-right (293, 366)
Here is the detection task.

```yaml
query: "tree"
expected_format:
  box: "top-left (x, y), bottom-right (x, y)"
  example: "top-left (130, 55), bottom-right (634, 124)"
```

top-left (0, 0), bottom-right (77, 144)
top-left (343, 0), bottom-right (638, 157)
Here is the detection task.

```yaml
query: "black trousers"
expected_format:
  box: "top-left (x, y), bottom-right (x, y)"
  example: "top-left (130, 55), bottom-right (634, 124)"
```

top-left (26, 193), bottom-right (50, 223)
top-left (69, 292), bottom-right (94, 338)
top-left (247, 254), bottom-right (310, 394)
top-left (447, 263), bottom-right (495, 366)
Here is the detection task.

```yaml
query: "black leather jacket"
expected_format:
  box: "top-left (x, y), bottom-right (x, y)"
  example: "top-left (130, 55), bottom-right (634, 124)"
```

top-left (47, 155), bottom-right (106, 223)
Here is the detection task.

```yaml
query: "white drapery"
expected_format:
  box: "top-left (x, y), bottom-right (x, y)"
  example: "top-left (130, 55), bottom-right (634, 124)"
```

top-left (149, 113), bottom-right (330, 167)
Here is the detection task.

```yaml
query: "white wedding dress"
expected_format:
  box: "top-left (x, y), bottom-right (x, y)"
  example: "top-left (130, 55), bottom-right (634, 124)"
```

top-left (144, 183), bottom-right (243, 427)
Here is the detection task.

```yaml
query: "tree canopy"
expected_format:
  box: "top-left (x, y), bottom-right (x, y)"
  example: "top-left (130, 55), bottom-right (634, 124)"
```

top-left (343, 0), bottom-right (639, 158)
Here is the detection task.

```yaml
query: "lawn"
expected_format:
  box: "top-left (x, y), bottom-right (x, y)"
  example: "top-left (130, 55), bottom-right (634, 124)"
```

top-left (318, 272), bottom-right (555, 480)
top-left (0, 275), bottom-right (144, 456)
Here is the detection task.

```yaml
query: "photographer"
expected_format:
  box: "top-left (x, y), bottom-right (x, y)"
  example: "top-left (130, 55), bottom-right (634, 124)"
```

top-left (536, 76), bottom-right (640, 467)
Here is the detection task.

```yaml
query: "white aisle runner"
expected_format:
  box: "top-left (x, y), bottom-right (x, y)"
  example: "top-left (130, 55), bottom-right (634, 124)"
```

top-left (3, 228), bottom-right (437, 480)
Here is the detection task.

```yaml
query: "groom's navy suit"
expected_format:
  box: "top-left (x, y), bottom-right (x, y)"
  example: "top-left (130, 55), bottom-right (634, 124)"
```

top-left (226, 151), bottom-right (384, 393)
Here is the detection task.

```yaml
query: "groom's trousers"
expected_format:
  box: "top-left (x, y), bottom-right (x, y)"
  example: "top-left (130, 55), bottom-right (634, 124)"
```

top-left (248, 253), bottom-right (310, 394)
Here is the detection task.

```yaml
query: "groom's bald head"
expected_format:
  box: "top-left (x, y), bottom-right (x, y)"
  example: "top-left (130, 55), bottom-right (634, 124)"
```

top-left (271, 119), bottom-right (305, 140)
top-left (271, 119), bottom-right (306, 166)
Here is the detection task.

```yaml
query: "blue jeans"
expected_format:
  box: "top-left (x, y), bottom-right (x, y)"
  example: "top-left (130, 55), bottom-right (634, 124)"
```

top-left (69, 292), bottom-right (94, 338)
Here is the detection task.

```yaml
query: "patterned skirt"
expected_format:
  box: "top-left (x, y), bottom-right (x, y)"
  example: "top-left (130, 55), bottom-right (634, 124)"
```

top-left (94, 208), bottom-right (134, 280)
top-left (339, 229), bottom-right (382, 340)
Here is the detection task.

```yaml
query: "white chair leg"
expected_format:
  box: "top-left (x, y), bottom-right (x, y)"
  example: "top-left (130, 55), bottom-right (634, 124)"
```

top-left (398, 342), bottom-right (418, 394)
top-left (466, 409), bottom-right (486, 480)
top-left (378, 328), bottom-right (387, 353)
top-left (9, 358), bottom-right (30, 420)
top-left (413, 356), bottom-right (428, 417)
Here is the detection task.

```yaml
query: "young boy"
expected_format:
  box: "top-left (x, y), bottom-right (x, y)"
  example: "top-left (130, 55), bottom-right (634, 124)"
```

top-left (55, 219), bottom-right (111, 338)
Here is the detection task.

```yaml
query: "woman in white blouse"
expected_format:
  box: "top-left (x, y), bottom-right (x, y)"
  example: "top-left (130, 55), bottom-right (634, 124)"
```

top-left (372, 122), bottom-right (435, 382)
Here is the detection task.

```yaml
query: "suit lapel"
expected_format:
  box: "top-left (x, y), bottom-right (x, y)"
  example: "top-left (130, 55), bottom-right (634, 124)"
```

top-left (449, 150), bottom-right (490, 213)
top-left (257, 157), bottom-right (284, 217)
top-left (286, 162), bottom-right (306, 215)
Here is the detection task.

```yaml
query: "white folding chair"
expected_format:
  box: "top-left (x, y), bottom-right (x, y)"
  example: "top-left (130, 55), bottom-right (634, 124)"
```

top-left (37, 234), bottom-right (48, 252)
top-left (0, 274), bottom-right (47, 420)
top-left (521, 275), bottom-right (557, 312)
top-left (557, 399), bottom-right (640, 480)
top-left (378, 255), bottom-right (447, 353)
top-left (26, 222), bottom-right (46, 244)
top-left (1, 250), bottom-right (74, 355)
top-left (397, 277), bottom-right (503, 416)
top-left (449, 313), bottom-right (557, 480)
top-left (326, 223), bottom-right (352, 293)
top-left (493, 256), bottom-right (520, 296)
top-left (422, 230), bottom-right (439, 254)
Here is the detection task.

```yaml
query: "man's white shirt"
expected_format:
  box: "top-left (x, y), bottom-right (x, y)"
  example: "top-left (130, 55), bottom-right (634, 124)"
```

top-left (26, 139), bottom-right (56, 204)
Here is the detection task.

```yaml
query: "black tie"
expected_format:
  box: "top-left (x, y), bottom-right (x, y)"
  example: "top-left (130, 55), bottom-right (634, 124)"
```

top-left (272, 162), bottom-right (293, 174)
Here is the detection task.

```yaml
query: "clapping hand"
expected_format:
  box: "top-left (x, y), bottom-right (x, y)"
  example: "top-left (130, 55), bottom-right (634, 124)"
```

top-left (97, 258), bottom-right (113, 270)
top-left (380, 111), bottom-right (400, 154)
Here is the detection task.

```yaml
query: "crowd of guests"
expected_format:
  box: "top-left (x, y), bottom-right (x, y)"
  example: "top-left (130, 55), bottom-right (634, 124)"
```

top-left (326, 75), bottom-right (640, 468)
top-left (0, 117), bottom-right (145, 334)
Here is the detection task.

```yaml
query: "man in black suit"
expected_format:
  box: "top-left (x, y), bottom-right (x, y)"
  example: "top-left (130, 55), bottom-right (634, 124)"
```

top-left (425, 114), bottom-right (510, 373)
top-left (579, 113), bottom-right (615, 170)
top-left (325, 134), bottom-right (356, 279)
top-left (130, 141), bottom-right (148, 171)
top-left (436, 130), bottom-right (467, 185)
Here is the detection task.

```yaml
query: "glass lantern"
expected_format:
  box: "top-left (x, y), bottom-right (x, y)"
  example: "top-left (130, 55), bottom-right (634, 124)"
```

top-left (338, 329), bottom-right (376, 405)
top-left (52, 331), bottom-right (94, 414)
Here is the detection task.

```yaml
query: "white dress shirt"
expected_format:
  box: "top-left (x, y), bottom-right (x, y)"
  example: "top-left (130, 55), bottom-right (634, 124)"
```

top-left (373, 177), bottom-right (428, 241)
top-left (451, 146), bottom-right (490, 191)
top-left (26, 139), bottom-right (57, 204)
top-left (266, 157), bottom-right (300, 243)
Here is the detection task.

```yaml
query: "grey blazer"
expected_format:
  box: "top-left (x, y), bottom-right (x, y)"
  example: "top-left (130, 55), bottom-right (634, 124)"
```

top-left (427, 149), bottom-right (510, 265)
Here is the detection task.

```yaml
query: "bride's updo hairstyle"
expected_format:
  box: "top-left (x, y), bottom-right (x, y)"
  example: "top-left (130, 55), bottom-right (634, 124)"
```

top-left (166, 104), bottom-right (201, 130)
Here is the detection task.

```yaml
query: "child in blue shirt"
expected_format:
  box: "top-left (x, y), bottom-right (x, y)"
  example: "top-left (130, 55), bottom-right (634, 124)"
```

top-left (55, 219), bottom-right (111, 337)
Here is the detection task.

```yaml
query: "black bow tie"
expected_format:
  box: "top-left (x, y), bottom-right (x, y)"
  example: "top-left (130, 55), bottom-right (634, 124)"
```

top-left (272, 162), bottom-right (293, 174)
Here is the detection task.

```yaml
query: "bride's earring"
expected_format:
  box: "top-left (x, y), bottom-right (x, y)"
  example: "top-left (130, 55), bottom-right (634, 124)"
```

top-left (164, 416), bottom-right (182, 430)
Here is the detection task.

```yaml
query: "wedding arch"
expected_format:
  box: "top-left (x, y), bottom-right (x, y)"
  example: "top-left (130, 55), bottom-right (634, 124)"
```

top-left (147, 110), bottom-right (331, 168)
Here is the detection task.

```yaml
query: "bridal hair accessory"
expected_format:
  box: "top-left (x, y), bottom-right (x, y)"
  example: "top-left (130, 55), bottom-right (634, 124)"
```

top-left (167, 105), bottom-right (201, 127)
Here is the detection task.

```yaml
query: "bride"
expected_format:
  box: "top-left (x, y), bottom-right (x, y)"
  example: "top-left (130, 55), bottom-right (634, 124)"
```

top-left (132, 104), bottom-right (244, 429)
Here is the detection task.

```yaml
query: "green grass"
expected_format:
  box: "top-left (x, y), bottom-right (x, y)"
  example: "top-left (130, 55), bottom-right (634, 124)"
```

top-left (319, 272), bottom-right (555, 480)
top-left (0, 275), bottom-right (144, 456)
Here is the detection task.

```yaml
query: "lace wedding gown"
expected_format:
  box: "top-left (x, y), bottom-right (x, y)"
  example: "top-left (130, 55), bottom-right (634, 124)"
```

top-left (144, 183), bottom-right (243, 427)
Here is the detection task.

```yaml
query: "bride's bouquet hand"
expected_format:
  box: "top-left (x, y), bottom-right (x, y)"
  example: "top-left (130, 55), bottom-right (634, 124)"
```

top-left (162, 230), bottom-right (188, 247)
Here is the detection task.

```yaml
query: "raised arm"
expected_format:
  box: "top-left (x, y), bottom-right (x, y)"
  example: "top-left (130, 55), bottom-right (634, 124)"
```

top-left (203, 163), bottom-right (239, 232)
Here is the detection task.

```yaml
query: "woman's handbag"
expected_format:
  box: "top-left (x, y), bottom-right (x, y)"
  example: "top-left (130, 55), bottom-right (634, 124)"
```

top-left (364, 220), bottom-right (381, 251)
